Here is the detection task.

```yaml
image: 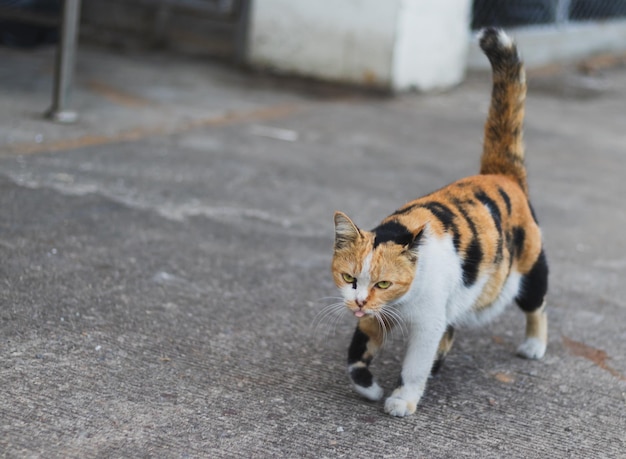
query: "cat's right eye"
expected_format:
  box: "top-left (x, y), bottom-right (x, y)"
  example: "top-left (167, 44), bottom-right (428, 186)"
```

top-left (342, 273), bottom-right (356, 284)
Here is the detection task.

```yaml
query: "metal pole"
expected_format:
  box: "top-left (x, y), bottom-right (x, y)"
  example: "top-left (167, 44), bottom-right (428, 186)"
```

top-left (46, 0), bottom-right (81, 123)
top-left (234, 0), bottom-right (251, 65)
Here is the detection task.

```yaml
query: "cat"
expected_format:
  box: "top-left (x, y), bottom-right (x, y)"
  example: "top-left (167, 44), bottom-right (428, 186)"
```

top-left (330, 28), bottom-right (548, 417)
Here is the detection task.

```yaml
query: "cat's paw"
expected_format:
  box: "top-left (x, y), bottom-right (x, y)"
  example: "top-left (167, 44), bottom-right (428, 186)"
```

top-left (384, 396), bottom-right (417, 417)
top-left (348, 364), bottom-right (384, 401)
top-left (353, 381), bottom-right (384, 401)
top-left (516, 337), bottom-right (546, 360)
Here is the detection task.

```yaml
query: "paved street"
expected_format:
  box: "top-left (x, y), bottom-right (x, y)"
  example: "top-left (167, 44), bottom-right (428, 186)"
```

top-left (1, 44), bottom-right (625, 457)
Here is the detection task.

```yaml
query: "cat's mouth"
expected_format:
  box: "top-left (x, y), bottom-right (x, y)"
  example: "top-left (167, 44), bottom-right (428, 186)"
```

top-left (350, 306), bottom-right (375, 318)
top-left (347, 300), bottom-right (378, 318)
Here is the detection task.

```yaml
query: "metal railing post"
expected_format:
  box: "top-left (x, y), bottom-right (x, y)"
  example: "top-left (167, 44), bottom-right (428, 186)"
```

top-left (46, 0), bottom-right (81, 123)
top-left (234, 0), bottom-right (251, 65)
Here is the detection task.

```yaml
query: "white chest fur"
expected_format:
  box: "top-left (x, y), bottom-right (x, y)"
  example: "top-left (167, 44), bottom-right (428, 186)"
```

top-left (395, 233), bottom-right (519, 327)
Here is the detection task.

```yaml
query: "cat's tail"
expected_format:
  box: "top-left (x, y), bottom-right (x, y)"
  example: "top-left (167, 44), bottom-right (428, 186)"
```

top-left (479, 28), bottom-right (528, 194)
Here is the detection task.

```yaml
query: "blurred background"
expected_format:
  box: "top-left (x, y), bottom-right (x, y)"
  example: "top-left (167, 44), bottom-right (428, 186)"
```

top-left (1, 0), bottom-right (626, 100)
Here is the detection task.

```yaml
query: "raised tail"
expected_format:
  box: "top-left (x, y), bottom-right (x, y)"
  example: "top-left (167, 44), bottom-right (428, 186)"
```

top-left (479, 28), bottom-right (528, 194)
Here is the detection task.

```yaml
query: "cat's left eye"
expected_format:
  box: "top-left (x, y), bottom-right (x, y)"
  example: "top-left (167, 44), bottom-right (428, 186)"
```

top-left (342, 273), bottom-right (356, 284)
top-left (375, 281), bottom-right (392, 289)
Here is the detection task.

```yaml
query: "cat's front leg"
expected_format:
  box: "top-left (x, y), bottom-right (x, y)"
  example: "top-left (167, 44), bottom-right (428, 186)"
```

top-left (347, 316), bottom-right (389, 401)
top-left (384, 319), bottom-right (446, 417)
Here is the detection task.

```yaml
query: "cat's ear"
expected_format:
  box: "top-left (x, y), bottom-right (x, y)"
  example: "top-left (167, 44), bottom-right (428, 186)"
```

top-left (404, 223), bottom-right (427, 262)
top-left (334, 211), bottom-right (362, 250)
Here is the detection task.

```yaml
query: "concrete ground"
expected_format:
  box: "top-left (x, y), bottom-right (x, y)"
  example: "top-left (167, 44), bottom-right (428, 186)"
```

top-left (1, 43), bottom-right (625, 458)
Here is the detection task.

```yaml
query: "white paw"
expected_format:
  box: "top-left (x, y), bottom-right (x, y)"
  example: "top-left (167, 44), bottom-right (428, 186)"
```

top-left (353, 381), bottom-right (384, 401)
top-left (517, 337), bottom-right (546, 360)
top-left (384, 397), bottom-right (417, 417)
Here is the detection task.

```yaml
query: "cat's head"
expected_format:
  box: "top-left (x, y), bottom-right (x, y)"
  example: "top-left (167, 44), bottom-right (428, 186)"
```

top-left (331, 211), bottom-right (424, 318)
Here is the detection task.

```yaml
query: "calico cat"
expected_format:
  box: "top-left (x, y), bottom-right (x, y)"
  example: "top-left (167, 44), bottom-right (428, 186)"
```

top-left (331, 28), bottom-right (548, 417)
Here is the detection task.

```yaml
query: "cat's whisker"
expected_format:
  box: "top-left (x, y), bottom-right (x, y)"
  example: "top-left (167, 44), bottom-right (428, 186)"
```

top-left (373, 311), bottom-right (390, 345)
top-left (375, 312), bottom-right (383, 340)
top-left (312, 303), bottom-right (343, 328)
top-left (313, 301), bottom-right (344, 315)
top-left (381, 307), bottom-right (408, 340)
top-left (313, 314), bottom-right (342, 338)
top-left (389, 307), bottom-right (408, 337)
top-left (384, 311), bottom-right (404, 337)
top-left (312, 302), bottom-right (348, 337)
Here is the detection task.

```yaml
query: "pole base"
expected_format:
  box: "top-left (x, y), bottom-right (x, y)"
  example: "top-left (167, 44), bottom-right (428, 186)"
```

top-left (45, 108), bottom-right (78, 124)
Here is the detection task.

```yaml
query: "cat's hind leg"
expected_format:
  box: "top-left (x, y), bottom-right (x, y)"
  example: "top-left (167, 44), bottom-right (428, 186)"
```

top-left (515, 250), bottom-right (549, 359)
top-left (347, 316), bottom-right (389, 401)
top-left (431, 325), bottom-right (455, 375)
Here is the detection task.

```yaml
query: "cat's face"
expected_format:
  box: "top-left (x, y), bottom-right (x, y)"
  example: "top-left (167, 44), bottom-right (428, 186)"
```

top-left (331, 212), bottom-right (420, 318)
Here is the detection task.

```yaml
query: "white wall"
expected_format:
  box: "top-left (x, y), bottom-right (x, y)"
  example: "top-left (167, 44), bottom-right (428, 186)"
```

top-left (392, 0), bottom-right (471, 90)
top-left (249, 0), bottom-right (398, 88)
top-left (250, 1), bottom-right (626, 89)
top-left (248, 0), bottom-right (472, 92)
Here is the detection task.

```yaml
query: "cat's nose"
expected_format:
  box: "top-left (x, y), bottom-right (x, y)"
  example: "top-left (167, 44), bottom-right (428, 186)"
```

top-left (355, 299), bottom-right (366, 309)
